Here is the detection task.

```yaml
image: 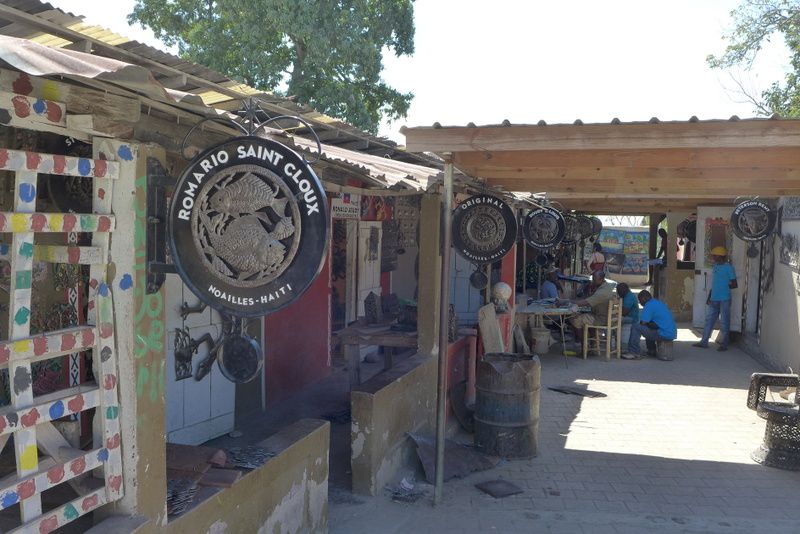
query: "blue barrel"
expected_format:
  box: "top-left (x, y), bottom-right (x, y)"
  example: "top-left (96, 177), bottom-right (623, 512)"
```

top-left (474, 353), bottom-right (541, 458)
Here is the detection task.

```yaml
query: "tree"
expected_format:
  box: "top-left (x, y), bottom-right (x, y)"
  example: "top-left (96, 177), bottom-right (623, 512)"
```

top-left (129, 0), bottom-right (415, 133)
top-left (708, 0), bottom-right (800, 117)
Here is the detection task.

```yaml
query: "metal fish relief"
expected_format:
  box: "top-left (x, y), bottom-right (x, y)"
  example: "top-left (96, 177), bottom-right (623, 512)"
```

top-left (193, 165), bottom-right (302, 287)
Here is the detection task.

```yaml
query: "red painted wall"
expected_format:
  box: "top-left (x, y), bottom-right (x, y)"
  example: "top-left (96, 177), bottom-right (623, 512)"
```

top-left (263, 228), bottom-right (332, 404)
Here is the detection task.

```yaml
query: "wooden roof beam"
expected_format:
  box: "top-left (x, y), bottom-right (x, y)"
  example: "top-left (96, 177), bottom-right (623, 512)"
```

top-left (403, 120), bottom-right (800, 153)
top-left (453, 147), bottom-right (800, 169)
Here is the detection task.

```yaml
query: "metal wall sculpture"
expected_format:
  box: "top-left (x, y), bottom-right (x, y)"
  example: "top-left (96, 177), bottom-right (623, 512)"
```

top-left (452, 194), bottom-right (518, 264)
top-left (169, 136), bottom-right (329, 317)
top-left (522, 205), bottom-right (566, 250)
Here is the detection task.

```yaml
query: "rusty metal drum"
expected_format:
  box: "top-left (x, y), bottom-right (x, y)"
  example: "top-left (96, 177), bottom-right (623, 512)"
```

top-left (475, 353), bottom-right (541, 458)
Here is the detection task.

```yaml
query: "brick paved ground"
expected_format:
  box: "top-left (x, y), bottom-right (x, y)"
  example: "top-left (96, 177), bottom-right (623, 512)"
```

top-left (329, 327), bottom-right (800, 533)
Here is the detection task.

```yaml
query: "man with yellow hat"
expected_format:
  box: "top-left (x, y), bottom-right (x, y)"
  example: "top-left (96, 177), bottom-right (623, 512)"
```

top-left (693, 246), bottom-right (737, 351)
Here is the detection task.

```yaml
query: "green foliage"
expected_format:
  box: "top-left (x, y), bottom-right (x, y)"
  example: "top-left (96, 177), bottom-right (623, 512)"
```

top-left (129, 0), bottom-right (415, 133)
top-left (708, 0), bottom-right (800, 117)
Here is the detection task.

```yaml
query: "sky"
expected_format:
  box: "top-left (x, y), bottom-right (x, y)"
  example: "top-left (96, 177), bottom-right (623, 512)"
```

top-left (49, 0), bottom-right (791, 143)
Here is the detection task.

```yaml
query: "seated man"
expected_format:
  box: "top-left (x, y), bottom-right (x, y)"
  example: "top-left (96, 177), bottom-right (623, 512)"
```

top-left (616, 283), bottom-right (639, 325)
top-left (559, 270), bottom-right (614, 343)
top-left (540, 268), bottom-right (561, 299)
top-left (622, 290), bottom-right (677, 361)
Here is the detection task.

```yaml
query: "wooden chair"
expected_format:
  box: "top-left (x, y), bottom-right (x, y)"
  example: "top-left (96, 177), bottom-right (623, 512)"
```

top-left (582, 298), bottom-right (622, 360)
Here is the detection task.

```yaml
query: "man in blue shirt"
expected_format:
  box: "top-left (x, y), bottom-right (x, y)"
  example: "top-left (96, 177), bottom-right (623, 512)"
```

top-left (540, 269), bottom-right (561, 299)
top-left (622, 290), bottom-right (677, 361)
top-left (616, 283), bottom-right (639, 324)
top-left (693, 246), bottom-right (737, 352)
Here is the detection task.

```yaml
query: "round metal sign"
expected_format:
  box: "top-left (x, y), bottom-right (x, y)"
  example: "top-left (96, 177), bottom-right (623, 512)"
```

top-left (451, 194), bottom-right (518, 265)
top-left (169, 136), bottom-right (329, 317)
top-left (731, 200), bottom-right (776, 242)
top-left (590, 216), bottom-right (603, 236)
top-left (576, 214), bottom-right (594, 240)
top-left (560, 212), bottom-right (580, 245)
top-left (522, 206), bottom-right (566, 249)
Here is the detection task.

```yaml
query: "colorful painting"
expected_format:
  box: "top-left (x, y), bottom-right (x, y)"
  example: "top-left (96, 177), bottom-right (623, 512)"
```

top-left (598, 229), bottom-right (624, 253)
top-left (622, 253), bottom-right (649, 275)
top-left (360, 195), bottom-right (395, 221)
top-left (604, 253), bottom-right (626, 274)
top-left (623, 231), bottom-right (649, 255)
top-left (703, 217), bottom-right (732, 269)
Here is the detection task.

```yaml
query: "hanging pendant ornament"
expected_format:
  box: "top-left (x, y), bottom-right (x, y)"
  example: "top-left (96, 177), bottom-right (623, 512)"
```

top-left (731, 199), bottom-right (776, 242)
top-left (469, 265), bottom-right (489, 289)
top-left (451, 194), bottom-right (518, 265)
top-left (522, 205), bottom-right (566, 249)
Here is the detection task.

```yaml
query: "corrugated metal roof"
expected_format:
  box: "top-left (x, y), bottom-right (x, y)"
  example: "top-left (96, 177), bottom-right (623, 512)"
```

top-left (0, 0), bottom-right (436, 166)
top-left (0, 34), bottom-right (444, 192)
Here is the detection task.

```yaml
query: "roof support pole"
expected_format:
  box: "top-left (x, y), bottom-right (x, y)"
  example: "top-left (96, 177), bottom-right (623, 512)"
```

top-left (434, 159), bottom-right (454, 505)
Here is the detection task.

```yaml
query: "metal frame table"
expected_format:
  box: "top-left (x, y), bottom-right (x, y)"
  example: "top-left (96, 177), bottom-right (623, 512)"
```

top-left (517, 300), bottom-right (580, 367)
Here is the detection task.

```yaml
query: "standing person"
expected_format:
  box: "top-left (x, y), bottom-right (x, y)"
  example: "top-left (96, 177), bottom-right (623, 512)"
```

top-left (622, 290), bottom-right (677, 360)
top-left (693, 246), bottom-right (737, 351)
top-left (586, 242), bottom-right (605, 274)
top-left (616, 283), bottom-right (639, 325)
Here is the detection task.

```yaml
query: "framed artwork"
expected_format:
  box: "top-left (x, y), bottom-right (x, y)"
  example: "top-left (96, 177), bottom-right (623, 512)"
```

top-left (780, 232), bottom-right (800, 271)
top-left (781, 197), bottom-right (800, 221)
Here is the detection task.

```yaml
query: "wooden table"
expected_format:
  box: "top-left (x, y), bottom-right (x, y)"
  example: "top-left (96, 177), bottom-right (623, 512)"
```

top-left (338, 324), bottom-right (418, 388)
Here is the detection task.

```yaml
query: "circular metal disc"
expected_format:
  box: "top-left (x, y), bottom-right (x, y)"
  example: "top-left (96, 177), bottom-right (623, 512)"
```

top-left (451, 195), bottom-right (518, 265)
top-left (522, 206), bottom-right (566, 249)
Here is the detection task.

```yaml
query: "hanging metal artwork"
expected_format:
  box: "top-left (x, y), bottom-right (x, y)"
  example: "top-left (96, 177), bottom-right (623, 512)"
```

top-left (590, 216), bottom-right (603, 236)
top-left (169, 136), bottom-right (328, 317)
top-left (560, 212), bottom-right (580, 246)
top-left (576, 214), bottom-right (594, 240)
top-left (451, 194), bottom-right (518, 265)
top-left (731, 199), bottom-right (776, 242)
top-left (522, 205), bottom-right (566, 250)
top-left (469, 267), bottom-right (488, 290)
top-left (684, 219), bottom-right (697, 243)
top-left (217, 329), bottom-right (263, 383)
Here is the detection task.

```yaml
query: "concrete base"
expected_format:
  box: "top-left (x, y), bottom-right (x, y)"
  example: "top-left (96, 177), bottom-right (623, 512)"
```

top-left (165, 419), bottom-right (329, 534)
top-left (351, 353), bottom-right (436, 496)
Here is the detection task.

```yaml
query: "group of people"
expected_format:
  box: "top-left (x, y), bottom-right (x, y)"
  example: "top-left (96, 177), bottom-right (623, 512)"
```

top-left (537, 236), bottom-right (738, 360)
top-left (555, 270), bottom-right (677, 361)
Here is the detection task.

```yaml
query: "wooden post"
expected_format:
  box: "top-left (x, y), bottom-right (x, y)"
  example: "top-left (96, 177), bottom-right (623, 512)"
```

top-left (434, 160), bottom-right (454, 505)
top-left (417, 195), bottom-right (442, 356)
top-left (9, 170), bottom-right (42, 520)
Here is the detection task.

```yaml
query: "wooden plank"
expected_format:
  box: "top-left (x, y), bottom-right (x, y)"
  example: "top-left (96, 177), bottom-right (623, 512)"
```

top-left (198, 468), bottom-right (241, 488)
top-left (0, 246), bottom-right (105, 265)
top-left (9, 487), bottom-right (106, 534)
top-left (478, 304), bottom-right (504, 354)
top-left (32, 245), bottom-right (105, 265)
top-left (469, 166), bottom-right (800, 183)
top-left (0, 386), bottom-right (100, 437)
top-left (8, 170), bottom-right (40, 520)
top-left (0, 326), bottom-right (96, 366)
top-left (90, 138), bottom-right (124, 503)
top-left (0, 213), bottom-right (115, 233)
top-left (0, 448), bottom-right (106, 511)
top-left (454, 146), bottom-right (800, 169)
top-left (0, 148), bottom-right (118, 179)
top-left (94, 285), bottom-right (123, 500)
top-left (0, 68), bottom-right (141, 125)
top-left (403, 120), bottom-right (800, 153)
top-left (0, 90), bottom-right (65, 126)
